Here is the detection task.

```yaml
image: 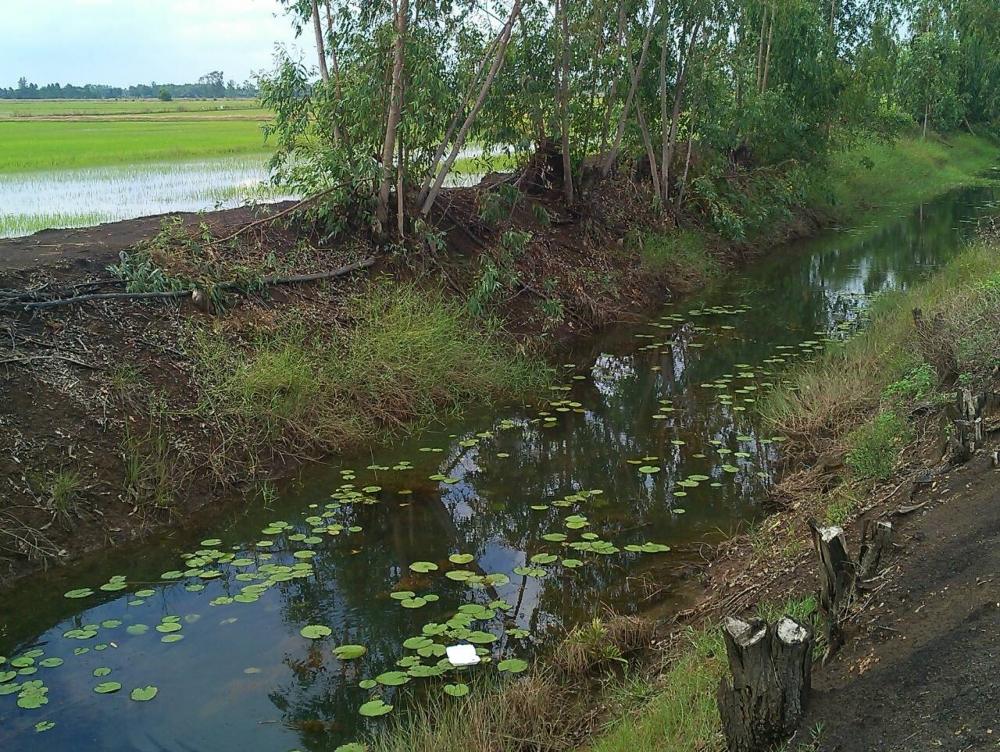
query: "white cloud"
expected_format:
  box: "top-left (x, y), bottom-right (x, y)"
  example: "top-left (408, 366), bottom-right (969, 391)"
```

top-left (0, 0), bottom-right (306, 87)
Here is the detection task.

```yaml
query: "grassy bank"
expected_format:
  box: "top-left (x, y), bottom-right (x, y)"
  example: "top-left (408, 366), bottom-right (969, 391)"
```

top-left (631, 132), bottom-right (999, 289)
top-left (189, 282), bottom-right (551, 468)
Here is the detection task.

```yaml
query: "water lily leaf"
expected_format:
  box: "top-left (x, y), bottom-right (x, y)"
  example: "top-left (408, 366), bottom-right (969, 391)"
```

top-left (161, 634), bottom-right (185, 644)
top-left (402, 636), bottom-right (433, 650)
top-left (126, 624), bottom-right (149, 636)
top-left (300, 625), bottom-right (332, 639)
top-left (408, 561), bottom-right (438, 573)
top-left (333, 644), bottom-right (367, 660)
top-left (64, 588), bottom-right (93, 599)
top-left (375, 671), bottom-right (410, 686)
top-left (358, 679), bottom-right (377, 690)
top-left (359, 699), bottom-right (393, 717)
top-left (466, 631), bottom-right (498, 644)
top-left (444, 683), bottom-right (469, 697)
top-left (448, 553), bottom-right (474, 564)
top-left (529, 553), bottom-right (558, 565)
top-left (401, 597), bottom-right (427, 609)
top-left (155, 623), bottom-right (182, 633)
top-left (561, 558), bottom-right (585, 568)
top-left (638, 466), bottom-right (660, 474)
top-left (497, 658), bottom-right (529, 674)
top-left (389, 590), bottom-right (416, 600)
top-left (35, 720), bottom-right (55, 732)
top-left (94, 681), bottom-right (122, 694)
top-left (130, 685), bottom-right (158, 702)
top-left (541, 533), bottom-right (567, 542)
top-left (93, 667), bottom-right (111, 677)
top-left (335, 744), bottom-right (369, 752)
top-left (38, 658), bottom-right (63, 668)
top-left (445, 570), bottom-right (474, 582)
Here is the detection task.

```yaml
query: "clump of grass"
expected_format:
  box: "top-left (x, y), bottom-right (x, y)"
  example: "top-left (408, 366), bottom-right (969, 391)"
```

top-left (191, 282), bottom-right (550, 464)
top-left (48, 469), bottom-right (83, 525)
top-left (845, 411), bottom-right (913, 482)
top-left (121, 394), bottom-right (176, 512)
top-left (635, 229), bottom-right (721, 288)
top-left (554, 615), bottom-right (655, 677)
top-left (589, 627), bottom-right (725, 752)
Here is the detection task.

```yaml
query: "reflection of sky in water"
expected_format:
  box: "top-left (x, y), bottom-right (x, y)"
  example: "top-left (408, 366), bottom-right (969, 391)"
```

top-left (1, 186), bottom-right (997, 751)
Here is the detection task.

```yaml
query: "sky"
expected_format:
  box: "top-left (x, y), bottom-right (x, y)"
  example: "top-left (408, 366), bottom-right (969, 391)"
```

top-left (0, 0), bottom-right (307, 88)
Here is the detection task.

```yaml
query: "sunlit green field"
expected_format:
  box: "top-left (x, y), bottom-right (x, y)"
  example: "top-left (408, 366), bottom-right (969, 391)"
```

top-left (0, 120), bottom-right (271, 172)
top-left (0, 99), bottom-right (281, 238)
top-left (0, 97), bottom-right (268, 120)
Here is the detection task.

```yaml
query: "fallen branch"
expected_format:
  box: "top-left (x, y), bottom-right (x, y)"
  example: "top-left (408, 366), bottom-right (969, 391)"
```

top-left (0, 354), bottom-right (98, 369)
top-left (21, 257), bottom-right (376, 311)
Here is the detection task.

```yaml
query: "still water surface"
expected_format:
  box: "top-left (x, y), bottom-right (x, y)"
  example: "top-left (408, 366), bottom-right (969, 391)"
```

top-left (1, 185), bottom-right (996, 750)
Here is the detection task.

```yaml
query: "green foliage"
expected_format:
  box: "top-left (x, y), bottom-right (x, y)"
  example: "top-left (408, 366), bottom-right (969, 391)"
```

top-left (846, 411), bottom-right (913, 482)
top-left (882, 363), bottom-right (936, 401)
top-left (191, 283), bottom-right (549, 459)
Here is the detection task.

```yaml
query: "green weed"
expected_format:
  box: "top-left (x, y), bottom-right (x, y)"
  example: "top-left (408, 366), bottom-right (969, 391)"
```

top-left (845, 411), bottom-right (912, 482)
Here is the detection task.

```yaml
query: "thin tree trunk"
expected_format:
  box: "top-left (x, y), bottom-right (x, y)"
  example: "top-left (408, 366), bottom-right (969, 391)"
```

top-left (761, 7), bottom-right (774, 92)
top-left (658, 19), bottom-right (672, 197)
top-left (376, 0), bottom-right (409, 236)
top-left (558, 0), bottom-right (574, 204)
top-left (923, 102), bottom-right (929, 139)
top-left (755, 5), bottom-right (768, 91)
top-left (675, 122), bottom-right (694, 212)
top-left (601, 5), bottom-right (658, 176)
top-left (311, 0), bottom-right (330, 84)
top-left (635, 103), bottom-right (661, 201)
top-left (419, 0), bottom-right (524, 217)
top-left (663, 20), bottom-right (701, 206)
top-left (322, 0), bottom-right (344, 144)
top-left (396, 133), bottom-right (405, 237)
top-left (417, 35), bottom-right (501, 207)
top-left (599, 3), bottom-right (628, 155)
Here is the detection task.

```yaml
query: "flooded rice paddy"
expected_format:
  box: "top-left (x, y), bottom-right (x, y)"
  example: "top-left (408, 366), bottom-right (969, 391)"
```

top-left (1, 186), bottom-right (997, 750)
top-left (0, 157), bottom-right (292, 239)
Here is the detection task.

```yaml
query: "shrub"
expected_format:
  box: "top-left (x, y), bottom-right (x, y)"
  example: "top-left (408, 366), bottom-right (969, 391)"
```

top-left (846, 411), bottom-right (912, 482)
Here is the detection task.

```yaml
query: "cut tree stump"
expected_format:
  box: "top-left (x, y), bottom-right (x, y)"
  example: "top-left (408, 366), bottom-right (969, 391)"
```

top-left (808, 521), bottom-right (854, 657)
top-left (857, 519), bottom-right (893, 583)
top-left (808, 517), bottom-right (893, 660)
top-left (951, 387), bottom-right (985, 462)
top-left (717, 616), bottom-right (813, 752)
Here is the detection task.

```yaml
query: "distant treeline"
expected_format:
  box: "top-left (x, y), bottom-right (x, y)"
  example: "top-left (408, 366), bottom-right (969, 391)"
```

top-left (0, 71), bottom-right (258, 100)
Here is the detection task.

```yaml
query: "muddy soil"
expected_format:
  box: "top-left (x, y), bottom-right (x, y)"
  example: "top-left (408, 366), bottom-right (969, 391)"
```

top-left (800, 445), bottom-right (1000, 752)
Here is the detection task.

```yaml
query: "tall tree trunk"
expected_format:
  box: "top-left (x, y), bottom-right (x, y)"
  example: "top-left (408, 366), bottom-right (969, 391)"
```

top-left (761, 7), bottom-right (774, 92)
top-left (658, 19), bottom-right (673, 198)
top-left (557, 0), bottom-right (574, 204)
top-left (322, 0), bottom-right (343, 144)
top-left (419, 0), bottom-right (524, 217)
top-left (417, 35), bottom-right (501, 207)
top-left (755, 5), bottom-right (768, 92)
top-left (675, 118), bottom-right (695, 213)
top-left (601, 5), bottom-right (658, 176)
top-left (376, 0), bottom-right (409, 236)
top-left (599, 3), bottom-right (628, 155)
top-left (635, 103), bottom-right (661, 201)
top-left (663, 20), bottom-right (701, 206)
top-left (311, 0), bottom-right (330, 84)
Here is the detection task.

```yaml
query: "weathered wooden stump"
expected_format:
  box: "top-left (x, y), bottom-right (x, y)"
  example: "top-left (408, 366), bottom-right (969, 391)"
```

top-left (951, 387), bottom-right (985, 462)
top-left (717, 616), bottom-right (813, 752)
top-left (808, 521), bottom-right (854, 655)
top-left (808, 518), bottom-right (892, 659)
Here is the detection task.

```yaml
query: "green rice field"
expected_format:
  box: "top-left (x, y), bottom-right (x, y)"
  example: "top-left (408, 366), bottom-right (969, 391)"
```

top-left (0, 99), bottom-right (280, 238)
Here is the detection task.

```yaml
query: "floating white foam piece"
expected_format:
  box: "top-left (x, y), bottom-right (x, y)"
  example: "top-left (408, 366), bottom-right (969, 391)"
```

top-left (446, 644), bottom-right (481, 667)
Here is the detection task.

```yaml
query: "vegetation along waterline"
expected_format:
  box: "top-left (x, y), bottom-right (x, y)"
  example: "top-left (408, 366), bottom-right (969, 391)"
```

top-left (3, 0), bottom-right (1000, 748)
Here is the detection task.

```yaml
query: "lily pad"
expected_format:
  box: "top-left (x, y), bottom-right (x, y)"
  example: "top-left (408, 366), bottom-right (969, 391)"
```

top-left (359, 699), bottom-right (393, 717)
top-left (333, 644), bottom-right (368, 660)
top-left (448, 553), bottom-right (475, 565)
top-left (64, 588), bottom-right (93, 599)
top-left (94, 681), bottom-right (122, 694)
top-left (300, 625), bottom-right (333, 639)
top-left (497, 658), bottom-right (529, 674)
top-left (408, 561), bottom-right (439, 573)
top-left (375, 671), bottom-right (410, 687)
top-left (444, 683), bottom-right (470, 697)
top-left (130, 685), bottom-right (159, 702)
